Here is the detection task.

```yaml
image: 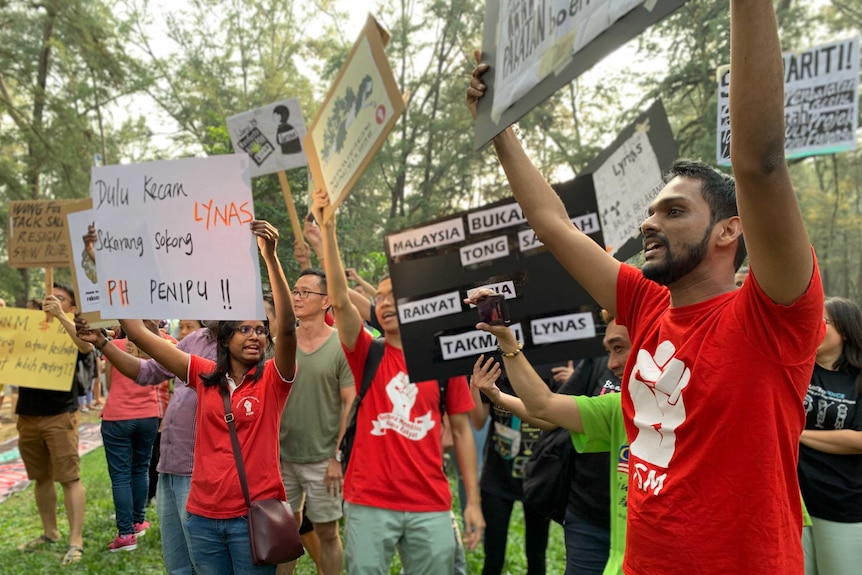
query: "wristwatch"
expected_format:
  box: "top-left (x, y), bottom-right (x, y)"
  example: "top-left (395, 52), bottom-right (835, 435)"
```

top-left (334, 450), bottom-right (343, 463)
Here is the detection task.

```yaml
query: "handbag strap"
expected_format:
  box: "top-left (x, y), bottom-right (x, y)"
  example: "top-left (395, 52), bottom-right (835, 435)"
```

top-left (221, 386), bottom-right (252, 508)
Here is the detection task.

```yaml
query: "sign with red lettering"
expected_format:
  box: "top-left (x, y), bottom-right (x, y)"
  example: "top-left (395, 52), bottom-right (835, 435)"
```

top-left (89, 155), bottom-right (265, 320)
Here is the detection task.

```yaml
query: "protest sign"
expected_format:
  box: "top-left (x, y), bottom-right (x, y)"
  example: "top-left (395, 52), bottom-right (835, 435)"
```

top-left (591, 100), bottom-right (676, 258)
top-left (388, 101), bottom-right (676, 381)
top-left (226, 98), bottom-right (309, 178)
top-left (474, 0), bottom-right (688, 148)
top-left (304, 15), bottom-right (405, 223)
top-left (0, 308), bottom-right (79, 391)
top-left (717, 37), bottom-right (859, 165)
top-left (89, 154), bottom-right (265, 320)
top-left (64, 200), bottom-right (112, 328)
top-left (7, 199), bottom-right (82, 268)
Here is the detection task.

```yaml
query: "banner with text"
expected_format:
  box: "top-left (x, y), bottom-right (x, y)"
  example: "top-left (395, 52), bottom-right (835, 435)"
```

top-left (7, 200), bottom-right (81, 268)
top-left (89, 155), bottom-right (265, 320)
top-left (388, 100), bottom-right (676, 381)
top-left (717, 37), bottom-right (859, 165)
top-left (226, 98), bottom-right (309, 178)
top-left (0, 309), bottom-right (79, 391)
top-left (474, 0), bottom-right (688, 148)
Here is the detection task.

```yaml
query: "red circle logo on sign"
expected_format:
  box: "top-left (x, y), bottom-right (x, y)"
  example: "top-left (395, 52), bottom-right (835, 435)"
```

top-left (376, 105), bottom-right (386, 124)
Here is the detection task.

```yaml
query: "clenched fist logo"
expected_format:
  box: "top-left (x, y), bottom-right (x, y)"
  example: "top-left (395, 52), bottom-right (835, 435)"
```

top-left (386, 372), bottom-right (418, 419)
top-left (629, 341), bottom-right (690, 468)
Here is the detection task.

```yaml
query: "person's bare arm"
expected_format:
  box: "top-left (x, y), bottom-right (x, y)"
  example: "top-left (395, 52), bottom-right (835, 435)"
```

top-left (467, 53), bottom-right (620, 315)
top-left (324, 383), bottom-right (357, 497)
top-left (471, 355), bottom-right (558, 432)
top-left (44, 296), bottom-right (93, 354)
top-left (348, 288), bottom-right (373, 323)
top-left (729, 0), bottom-right (812, 304)
top-left (294, 240), bottom-right (313, 271)
top-left (800, 429), bottom-right (862, 455)
top-left (105, 360), bottom-right (113, 391)
top-left (253, 220), bottom-right (297, 380)
top-left (122, 319), bottom-right (189, 381)
top-left (450, 412), bottom-right (485, 549)
top-left (346, 268), bottom-right (377, 297)
top-left (311, 189), bottom-right (364, 351)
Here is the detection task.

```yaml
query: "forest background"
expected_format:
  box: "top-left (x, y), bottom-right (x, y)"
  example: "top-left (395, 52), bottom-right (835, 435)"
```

top-left (1, 0), bottom-right (860, 306)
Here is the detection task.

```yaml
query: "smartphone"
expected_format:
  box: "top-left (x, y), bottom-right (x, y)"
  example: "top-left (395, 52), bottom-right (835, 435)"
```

top-left (477, 294), bottom-right (509, 325)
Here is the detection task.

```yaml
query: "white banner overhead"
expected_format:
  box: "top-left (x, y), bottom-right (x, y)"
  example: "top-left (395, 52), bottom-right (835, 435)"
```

top-left (89, 154), bottom-right (265, 321)
top-left (717, 37), bottom-right (860, 165)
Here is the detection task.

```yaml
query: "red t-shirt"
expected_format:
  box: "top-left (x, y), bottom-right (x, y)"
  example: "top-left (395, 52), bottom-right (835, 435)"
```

top-left (184, 355), bottom-right (294, 519)
top-left (101, 339), bottom-right (162, 422)
top-left (615, 257), bottom-right (824, 575)
top-left (342, 329), bottom-right (473, 512)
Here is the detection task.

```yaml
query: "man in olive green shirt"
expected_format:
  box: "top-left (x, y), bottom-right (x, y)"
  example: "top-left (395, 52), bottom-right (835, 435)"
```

top-left (279, 269), bottom-right (355, 575)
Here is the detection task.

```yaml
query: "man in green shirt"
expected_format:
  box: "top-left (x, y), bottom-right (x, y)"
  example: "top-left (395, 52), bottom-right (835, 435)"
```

top-left (278, 269), bottom-right (355, 575)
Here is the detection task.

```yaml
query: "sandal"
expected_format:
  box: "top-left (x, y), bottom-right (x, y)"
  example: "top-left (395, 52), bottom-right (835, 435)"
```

top-left (18, 534), bottom-right (60, 552)
top-left (61, 546), bottom-right (84, 565)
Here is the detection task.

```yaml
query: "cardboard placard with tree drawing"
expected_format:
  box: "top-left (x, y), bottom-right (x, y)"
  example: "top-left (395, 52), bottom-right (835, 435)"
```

top-left (303, 14), bottom-right (405, 223)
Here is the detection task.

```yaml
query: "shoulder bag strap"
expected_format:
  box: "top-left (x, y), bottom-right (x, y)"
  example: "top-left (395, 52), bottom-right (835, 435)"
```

top-left (221, 386), bottom-right (252, 508)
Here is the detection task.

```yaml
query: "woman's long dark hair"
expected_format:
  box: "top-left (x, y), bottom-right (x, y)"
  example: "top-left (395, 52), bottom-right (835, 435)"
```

top-left (824, 297), bottom-right (862, 395)
top-left (199, 321), bottom-right (272, 389)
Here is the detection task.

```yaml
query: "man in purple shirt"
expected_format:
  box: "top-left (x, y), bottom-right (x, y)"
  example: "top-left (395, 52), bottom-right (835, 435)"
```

top-left (83, 321), bottom-right (216, 575)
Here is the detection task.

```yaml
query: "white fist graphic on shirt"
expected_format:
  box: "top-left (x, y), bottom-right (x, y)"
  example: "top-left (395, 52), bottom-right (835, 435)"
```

top-left (629, 341), bottom-right (690, 469)
top-left (386, 372), bottom-right (418, 419)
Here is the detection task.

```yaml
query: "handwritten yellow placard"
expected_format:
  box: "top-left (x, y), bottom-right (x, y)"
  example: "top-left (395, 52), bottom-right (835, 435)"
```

top-left (0, 308), bottom-right (78, 391)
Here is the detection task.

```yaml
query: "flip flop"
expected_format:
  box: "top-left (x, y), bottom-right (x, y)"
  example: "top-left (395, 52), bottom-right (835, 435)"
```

top-left (18, 534), bottom-right (60, 551)
top-left (61, 546), bottom-right (84, 565)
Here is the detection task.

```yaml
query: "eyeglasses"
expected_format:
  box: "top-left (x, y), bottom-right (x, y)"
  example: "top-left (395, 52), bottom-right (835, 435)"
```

top-left (374, 292), bottom-right (394, 305)
top-left (292, 289), bottom-right (327, 299)
top-left (824, 318), bottom-right (832, 325)
top-left (234, 325), bottom-right (269, 337)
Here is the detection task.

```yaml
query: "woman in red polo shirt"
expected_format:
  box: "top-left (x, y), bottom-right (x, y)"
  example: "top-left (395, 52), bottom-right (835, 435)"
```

top-left (115, 220), bottom-right (297, 575)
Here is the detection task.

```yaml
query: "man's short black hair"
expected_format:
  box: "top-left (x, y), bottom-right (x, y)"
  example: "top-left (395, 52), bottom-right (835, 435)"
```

top-left (664, 159), bottom-right (747, 270)
top-left (299, 268), bottom-right (327, 293)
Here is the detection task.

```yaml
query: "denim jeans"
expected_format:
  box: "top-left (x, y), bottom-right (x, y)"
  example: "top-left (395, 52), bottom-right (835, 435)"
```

top-left (101, 417), bottom-right (159, 535)
top-left (563, 509), bottom-right (610, 575)
top-left (186, 513), bottom-right (276, 575)
top-left (158, 473), bottom-right (197, 575)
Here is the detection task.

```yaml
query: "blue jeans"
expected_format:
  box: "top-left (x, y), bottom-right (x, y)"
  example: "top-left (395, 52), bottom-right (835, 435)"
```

top-left (563, 509), bottom-right (610, 575)
top-left (159, 473), bottom-right (197, 575)
top-left (101, 417), bottom-right (159, 535)
top-left (186, 513), bottom-right (276, 575)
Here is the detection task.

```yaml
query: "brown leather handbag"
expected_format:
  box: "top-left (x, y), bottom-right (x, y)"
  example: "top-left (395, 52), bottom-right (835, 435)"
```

top-left (222, 389), bottom-right (304, 565)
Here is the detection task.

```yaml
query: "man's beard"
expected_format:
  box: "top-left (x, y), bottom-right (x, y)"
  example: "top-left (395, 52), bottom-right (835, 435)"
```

top-left (642, 226), bottom-right (712, 286)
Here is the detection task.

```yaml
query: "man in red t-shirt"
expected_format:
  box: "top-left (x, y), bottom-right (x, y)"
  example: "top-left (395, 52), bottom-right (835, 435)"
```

top-left (466, 2), bottom-right (823, 574)
top-left (311, 192), bottom-right (485, 575)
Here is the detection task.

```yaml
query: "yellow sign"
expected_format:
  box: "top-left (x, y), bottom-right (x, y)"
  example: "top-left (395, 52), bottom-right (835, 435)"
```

top-left (0, 309), bottom-right (78, 391)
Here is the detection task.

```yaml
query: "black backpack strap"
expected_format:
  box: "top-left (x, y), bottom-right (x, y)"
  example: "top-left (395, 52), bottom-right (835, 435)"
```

top-left (437, 378), bottom-right (448, 416)
top-left (357, 338), bottom-right (386, 404)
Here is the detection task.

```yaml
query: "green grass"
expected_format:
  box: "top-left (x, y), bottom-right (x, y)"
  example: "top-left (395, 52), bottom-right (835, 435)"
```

top-left (0, 448), bottom-right (566, 574)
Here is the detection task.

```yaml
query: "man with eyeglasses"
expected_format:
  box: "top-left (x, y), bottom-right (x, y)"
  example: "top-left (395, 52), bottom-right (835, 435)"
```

top-left (277, 269), bottom-right (355, 575)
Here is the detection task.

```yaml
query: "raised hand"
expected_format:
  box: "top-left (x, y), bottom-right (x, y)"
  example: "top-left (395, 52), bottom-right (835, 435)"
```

top-left (466, 49), bottom-right (489, 120)
top-left (250, 219), bottom-right (279, 257)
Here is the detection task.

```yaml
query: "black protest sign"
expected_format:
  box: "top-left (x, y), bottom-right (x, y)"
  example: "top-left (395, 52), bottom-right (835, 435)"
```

top-left (388, 100), bottom-right (677, 382)
top-left (474, 0), bottom-right (689, 148)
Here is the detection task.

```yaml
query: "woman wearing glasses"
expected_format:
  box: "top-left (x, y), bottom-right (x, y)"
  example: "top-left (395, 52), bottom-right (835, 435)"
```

top-left (104, 220), bottom-right (297, 575)
top-left (799, 296), bottom-right (862, 575)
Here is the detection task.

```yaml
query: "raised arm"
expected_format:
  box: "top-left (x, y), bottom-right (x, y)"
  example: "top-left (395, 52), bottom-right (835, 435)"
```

top-left (471, 356), bottom-right (556, 431)
top-left (467, 52), bottom-right (620, 315)
top-left (44, 297), bottom-right (93, 354)
top-left (252, 220), bottom-right (297, 380)
top-left (311, 189), bottom-right (364, 351)
top-left (346, 268), bottom-right (377, 298)
top-left (729, 0), bottom-right (813, 304)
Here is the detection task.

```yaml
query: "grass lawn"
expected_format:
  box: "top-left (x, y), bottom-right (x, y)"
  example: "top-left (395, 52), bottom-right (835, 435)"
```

top-left (0, 446), bottom-right (567, 574)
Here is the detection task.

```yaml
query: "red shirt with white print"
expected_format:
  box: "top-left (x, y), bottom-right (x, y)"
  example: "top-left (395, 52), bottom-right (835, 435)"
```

top-left (184, 355), bottom-right (295, 519)
top-left (615, 253), bottom-right (824, 575)
top-left (342, 329), bottom-right (473, 512)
